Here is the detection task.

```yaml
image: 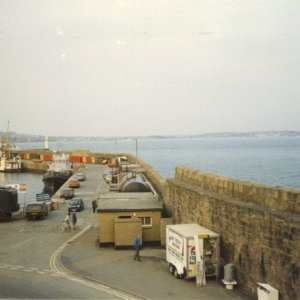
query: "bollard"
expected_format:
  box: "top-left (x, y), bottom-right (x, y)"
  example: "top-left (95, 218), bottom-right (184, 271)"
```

top-left (222, 264), bottom-right (237, 290)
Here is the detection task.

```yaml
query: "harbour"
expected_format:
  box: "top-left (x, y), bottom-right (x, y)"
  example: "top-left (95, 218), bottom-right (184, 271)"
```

top-left (0, 129), bottom-right (299, 299)
top-left (1, 1), bottom-right (299, 298)
top-left (0, 146), bottom-right (299, 299)
top-left (0, 160), bottom-right (253, 299)
top-left (15, 136), bottom-right (300, 189)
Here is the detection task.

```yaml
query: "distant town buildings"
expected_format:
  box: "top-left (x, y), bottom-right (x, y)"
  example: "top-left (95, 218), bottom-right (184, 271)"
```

top-left (0, 130), bottom-right (299, 143)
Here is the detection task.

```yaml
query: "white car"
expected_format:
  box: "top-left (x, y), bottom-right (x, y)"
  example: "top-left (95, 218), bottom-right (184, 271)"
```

top-left (74, 173), bottom-right (86, 181)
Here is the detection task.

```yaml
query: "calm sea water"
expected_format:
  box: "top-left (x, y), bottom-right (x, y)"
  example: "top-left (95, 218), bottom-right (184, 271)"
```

top-left (16, 137), bottom-right (300, 189)
top-left (0, 172), bottom-right (44, 209)
top-left (1, 137), bottom-right (299, 202)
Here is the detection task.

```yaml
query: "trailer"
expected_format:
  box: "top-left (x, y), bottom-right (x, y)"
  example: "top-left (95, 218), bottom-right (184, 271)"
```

top-left (166, 224), bottom-right (220, 283)
top-left (0, 186), bottom-right (19, 219)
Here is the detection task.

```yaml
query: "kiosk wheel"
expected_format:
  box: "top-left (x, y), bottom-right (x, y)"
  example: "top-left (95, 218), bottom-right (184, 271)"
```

top-left (174, 267), bottom-right (179, 279)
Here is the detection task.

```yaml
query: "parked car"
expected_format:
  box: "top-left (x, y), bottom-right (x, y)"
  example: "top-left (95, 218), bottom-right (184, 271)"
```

top-left (68, 179), bottom-right (80, 189)
top-left (26, 202), bottom-right (48, 220)
top-left (59, 188), bottom-right (74, 199)
top-left (68, 197), bottom-right (84, 212)
top-left (74, 173), bottom-right (86, 181)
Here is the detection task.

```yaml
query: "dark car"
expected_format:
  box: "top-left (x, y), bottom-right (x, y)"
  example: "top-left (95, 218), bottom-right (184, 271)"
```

top-left (59, 188), bottom-right (74, 199)
top-left (26, 202), bottom-right (48, 220)
top-left (68, 197), bottom-right (84, 212)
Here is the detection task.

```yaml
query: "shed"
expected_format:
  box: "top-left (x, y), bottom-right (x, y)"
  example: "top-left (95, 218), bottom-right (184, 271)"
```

top-left (97, 192), bottom-right (163, 246)
top-left (114, 217), bottom-right (142, 247)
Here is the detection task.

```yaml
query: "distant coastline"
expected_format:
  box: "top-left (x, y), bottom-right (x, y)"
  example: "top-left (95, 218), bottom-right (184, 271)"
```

top-left (1, 130), bottom-right (299, 143)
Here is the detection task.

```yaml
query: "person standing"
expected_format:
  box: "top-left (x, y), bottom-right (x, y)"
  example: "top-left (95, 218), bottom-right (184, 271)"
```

top-left (92, 199), bottom-right (98, 213)
top-left (63, 212), bottom-right (72, 231)
top-left (71, 211), bottom-right (77, 229)
top-left (133, 235), bottom-right (141, 261)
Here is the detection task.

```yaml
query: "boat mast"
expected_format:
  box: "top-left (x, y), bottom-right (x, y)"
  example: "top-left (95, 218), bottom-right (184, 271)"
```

top-left (6, 120), bottom-right (10, 142)
top-left (6, 120), bottom-right (10, 157)
top-left (45, 136), bottom-right (49, 149)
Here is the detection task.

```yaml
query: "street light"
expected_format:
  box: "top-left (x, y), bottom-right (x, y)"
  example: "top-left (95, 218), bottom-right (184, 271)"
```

top-left (132, 138), bottom-right (138, 158)
top-left (122, 137), bottom-right (138, 158)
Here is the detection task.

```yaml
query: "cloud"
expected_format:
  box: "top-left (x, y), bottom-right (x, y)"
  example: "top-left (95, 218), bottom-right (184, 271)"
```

top-left (116, 39), bottom-right (125, 46)
top-left (60, 53), bottom-right (67, 61)
top-left (56, 27), bottom-right (64, 36)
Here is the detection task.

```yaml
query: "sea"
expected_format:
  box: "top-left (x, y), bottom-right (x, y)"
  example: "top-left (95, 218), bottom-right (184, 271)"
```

top-left (0, 136), bottom-right (299, 207)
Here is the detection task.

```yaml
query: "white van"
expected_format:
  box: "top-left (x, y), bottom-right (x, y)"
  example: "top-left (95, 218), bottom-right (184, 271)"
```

top-left (166, 224), bottom-right (220, 280)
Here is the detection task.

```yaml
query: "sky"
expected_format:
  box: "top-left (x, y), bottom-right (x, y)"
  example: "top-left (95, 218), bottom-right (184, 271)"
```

top-left (1, 0), bottom-right (299, 137)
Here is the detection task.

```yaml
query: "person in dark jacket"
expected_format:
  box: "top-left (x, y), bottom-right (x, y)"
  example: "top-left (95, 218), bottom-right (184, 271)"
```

top-left (92, 199), bottom-right (97, 213)
top-left (71, 211), bottom-right (77, 229)
top-left (133, 235), bottom-right (141, 261)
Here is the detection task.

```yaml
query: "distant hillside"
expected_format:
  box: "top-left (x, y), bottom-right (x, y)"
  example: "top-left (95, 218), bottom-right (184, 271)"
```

top-left (190, 131), bottom-right (300, 138)
top-left (0, 132), bottom-right (45, 143)
top-left (1, 130), bottom-right (299, 143)
top-left (147, 131), bottom-right (300, 139)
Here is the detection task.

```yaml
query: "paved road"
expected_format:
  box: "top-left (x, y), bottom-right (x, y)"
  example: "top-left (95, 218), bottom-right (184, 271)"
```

top-left (0, 164), bottom-right (125, 299)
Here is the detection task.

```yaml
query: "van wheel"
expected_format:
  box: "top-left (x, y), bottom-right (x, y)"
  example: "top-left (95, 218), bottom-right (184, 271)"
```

top-left (183, 267), bottom-right (187, 280)
top-left (169, 264), bottom-right (174, 274)
top-left (174, 268), bottom-right (179, 279)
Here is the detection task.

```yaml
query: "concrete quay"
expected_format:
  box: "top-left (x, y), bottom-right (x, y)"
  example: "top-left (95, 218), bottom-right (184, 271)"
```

top-left (62, 227), bottom-right (254, 300)
top-left (55, 164), bottom-right (254, 300)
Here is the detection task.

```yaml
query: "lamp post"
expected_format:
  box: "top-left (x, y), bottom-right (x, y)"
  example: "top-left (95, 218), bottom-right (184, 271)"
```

top-left (123, 137), bottom-right (138, 158)
top-left (133, 138), bottom-right (138, 158)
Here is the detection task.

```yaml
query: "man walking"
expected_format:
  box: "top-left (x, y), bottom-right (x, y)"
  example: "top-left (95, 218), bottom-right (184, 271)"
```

top-left (71, 211), bottom-right (77, 229)
top-left (92, 199), bottom-right (97, 213)
top-left (133, 235), bottom-right (141, 261)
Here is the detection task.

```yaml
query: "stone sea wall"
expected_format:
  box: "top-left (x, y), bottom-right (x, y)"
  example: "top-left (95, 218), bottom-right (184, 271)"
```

top-left (173, 166), bottom-right (300, 214)
top-left (21, 160), bottom-right (48, 173)
top-left (165, 166), bottom-right (300, 300)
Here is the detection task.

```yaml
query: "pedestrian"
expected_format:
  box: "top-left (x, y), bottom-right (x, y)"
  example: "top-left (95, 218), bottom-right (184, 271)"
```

top-left (63, 212), bottom-right (72, 231)
top-left (71, 211), bottom-right (77, 229)
top-left (92, 199), bottom-right (98, 213)
top-left (133, 235), bottom-right (141, 261)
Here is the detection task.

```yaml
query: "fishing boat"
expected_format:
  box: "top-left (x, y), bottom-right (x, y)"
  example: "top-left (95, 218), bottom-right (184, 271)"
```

top-left (42, 153), bottom-right (73, 193)
top-left (0, 142), bottom-right (21, 173)
top-left (0, 122), bottom-right (21, 173)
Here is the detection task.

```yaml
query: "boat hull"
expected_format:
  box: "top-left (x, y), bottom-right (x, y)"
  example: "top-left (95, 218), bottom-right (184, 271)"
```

top-left (0, 168), bottom-right (21, 173)
top-left (0, 161), bottom-right (22, 173)
top-left (42, 171), bottom-right (72, 193)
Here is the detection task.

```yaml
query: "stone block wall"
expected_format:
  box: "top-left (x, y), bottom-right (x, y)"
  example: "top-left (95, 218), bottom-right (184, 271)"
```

top-left (174, 166), bottom-right (300, 214)
top-left (166, 167), bottom-right (300, 300)
top-left (160, 218), bottom-right (173, 248)
top-left (21, 160), bottom-right (49, 173)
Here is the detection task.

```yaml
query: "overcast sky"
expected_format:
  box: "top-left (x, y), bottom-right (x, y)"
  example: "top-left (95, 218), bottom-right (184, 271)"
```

top-left (1, 0), bottom-right (299, 137)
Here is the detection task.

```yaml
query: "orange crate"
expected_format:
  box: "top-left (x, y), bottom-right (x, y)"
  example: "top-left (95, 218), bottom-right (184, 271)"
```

top-left (69, 156), bottom-right (82, 163)
top-left (40, 154), bottom-right (53, 161)
top-left (82, 156), bottom-right (92, 164)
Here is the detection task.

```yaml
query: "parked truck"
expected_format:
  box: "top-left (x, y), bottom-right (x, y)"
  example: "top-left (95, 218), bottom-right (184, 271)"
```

top-left (0, 186), bottom-right (19, 219)
top-left (166, 224), bottom-right (220, 282)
